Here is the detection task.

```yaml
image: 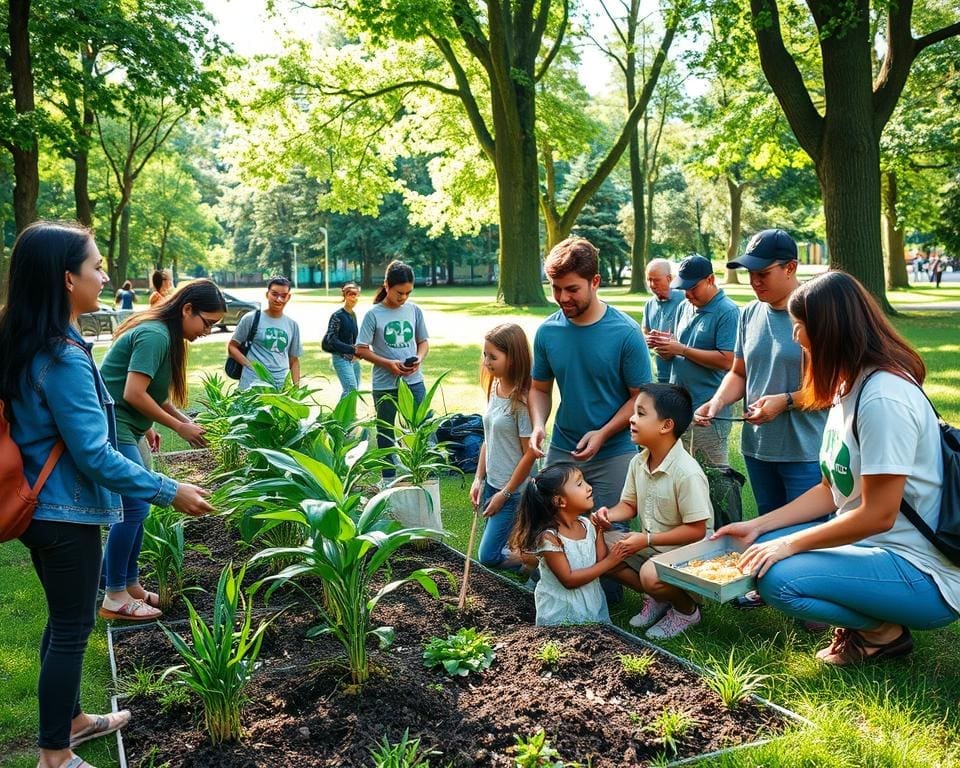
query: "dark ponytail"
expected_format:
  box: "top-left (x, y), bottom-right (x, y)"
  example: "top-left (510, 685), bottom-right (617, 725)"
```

top-left (508, 462), bottom-right (579, 553)
top-left (373, 260), bottom-right (415, 304)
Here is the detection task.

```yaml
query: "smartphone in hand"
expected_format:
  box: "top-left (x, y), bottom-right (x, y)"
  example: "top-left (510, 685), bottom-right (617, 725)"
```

top-left (401, 355), bottom-right (419, 370)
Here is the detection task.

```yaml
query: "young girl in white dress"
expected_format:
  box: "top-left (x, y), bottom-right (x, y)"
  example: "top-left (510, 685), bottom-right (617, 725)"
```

top-left (509, 463), bottom-right (628, 626)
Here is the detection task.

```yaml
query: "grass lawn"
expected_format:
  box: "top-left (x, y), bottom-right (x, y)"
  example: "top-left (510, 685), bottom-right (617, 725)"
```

top-left (1, 294), bottom-right (958, 767)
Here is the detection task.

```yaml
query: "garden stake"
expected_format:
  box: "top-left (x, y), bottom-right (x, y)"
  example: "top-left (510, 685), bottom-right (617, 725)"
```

top-left (458, 505), bottom-right (481, 609)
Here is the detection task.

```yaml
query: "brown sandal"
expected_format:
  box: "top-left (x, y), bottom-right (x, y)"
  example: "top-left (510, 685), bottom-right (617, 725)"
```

top-left (816, 626), bottom-right (913, 666)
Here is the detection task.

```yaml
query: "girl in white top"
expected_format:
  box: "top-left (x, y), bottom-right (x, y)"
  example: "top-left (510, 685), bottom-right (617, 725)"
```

top-left (470, 323), bottom-right (539, 571)
top-left (715, 271), bottom-right (958, 666)
top-left (509, 463), bottom-right (628, 626)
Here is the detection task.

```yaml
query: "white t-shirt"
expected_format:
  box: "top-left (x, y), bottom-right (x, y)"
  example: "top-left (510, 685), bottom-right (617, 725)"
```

top-left (481, 386), bottom-right (533, 490)
top-left (821, 370), bottom-right (959, 612)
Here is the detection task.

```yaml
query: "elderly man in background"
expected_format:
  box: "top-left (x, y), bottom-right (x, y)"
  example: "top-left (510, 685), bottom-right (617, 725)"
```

top-left (642, 259), bottom-right (686, 384)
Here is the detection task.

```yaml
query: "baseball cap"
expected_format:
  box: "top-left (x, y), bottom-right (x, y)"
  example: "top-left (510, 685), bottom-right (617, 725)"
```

top-left (671, 254), bottom-right (714, 290)
top-left (727, 229), bottom-right (798, 271)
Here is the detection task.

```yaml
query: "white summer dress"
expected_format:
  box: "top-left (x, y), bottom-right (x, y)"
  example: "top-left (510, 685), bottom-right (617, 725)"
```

top-left (534, 517), bottom-right (610, 626)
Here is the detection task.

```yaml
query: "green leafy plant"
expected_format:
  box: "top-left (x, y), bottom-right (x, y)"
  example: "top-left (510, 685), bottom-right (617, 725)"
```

top-left (368, 729), bottom-right (439, 768)
top-left (649, 708), bottom-right (697, 755)
top-left (618, 651), bottom-right (656, 679)
top-left (703, 649), bottom-right (772, 708)
top-left (423, 628), bottom-right (495, 677)
top-left (139, 506), bottom-right (188, 610)
top-left (251, 489), bottom-right (451, 686)
top-left (535, 640), bottom-right (567, 670)
top-left (510, 730), bottom-right (566, 768)
top-left (385, 375), bottom-right (458, 485)
top-left (115, 664), bottom-right (164, 699)
top-left (160, 562), bottom-right (276, 744)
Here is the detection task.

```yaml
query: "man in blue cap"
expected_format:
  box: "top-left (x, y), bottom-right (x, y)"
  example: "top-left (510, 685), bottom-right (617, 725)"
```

top-left (695, 229), bottom-right (829, 610)
top-left (649, 254), bottom-right (739, 466)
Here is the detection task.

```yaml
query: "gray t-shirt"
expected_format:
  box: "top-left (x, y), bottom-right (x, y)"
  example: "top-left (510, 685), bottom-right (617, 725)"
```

top-left (643, 289), bottom-right (685, 383)
top-left (357, 301), bottom-right (428, 391)
top-left (735, 300), bottom-right (827, 461)
top-left (670, 290), bottom-right (739, 413)
top-left (232, 311), bottom-right (302, 390)
top-left (482, 387), bottom-right (533, 490)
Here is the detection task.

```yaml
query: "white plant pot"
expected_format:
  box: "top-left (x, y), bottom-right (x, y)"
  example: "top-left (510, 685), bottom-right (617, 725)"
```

top-left (387, 479), bottom-right (443, 532)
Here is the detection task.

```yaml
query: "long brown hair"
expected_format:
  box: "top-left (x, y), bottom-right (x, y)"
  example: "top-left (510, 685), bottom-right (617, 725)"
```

top-left (788, 270), bottom-right (924, 408)
top-left (479, 323), bottom-right (531, 415)
top-left (508, 463), bottom-right (580, 554)
top-left (114, 278), bottom-right (226, 407)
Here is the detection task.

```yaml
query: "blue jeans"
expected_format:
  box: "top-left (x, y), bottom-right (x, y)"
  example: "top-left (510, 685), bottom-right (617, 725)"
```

top-left (374, 381), bottom-right (427, 479)
top-left (102, 442), bottom-right (152, 592)
top-left (477, 481), bottom-right (522, 569)
top-left (332, 355), bottom-right (362, 399)
top-left (743, 456), bottom-right (822, 515)
top-left (757, 523), bottom-right (960, 631)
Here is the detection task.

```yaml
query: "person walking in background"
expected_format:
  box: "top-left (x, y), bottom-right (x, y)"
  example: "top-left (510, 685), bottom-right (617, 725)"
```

top-left (99, 279), bottom-right (224, 622)
top-left (650, 254), bottom-right (739, 467)
top-left (355, 261), bottom-right (429, 480)
top-left (471, 323), bottom-right (539, 573)
top-left (0, 221), bottom-right (211, 768)
top-left (322, 282), bottom-right (363, 400)
top-left (148, 269), bottom-right (172, 306)
top-left (715, 271), bottom-right (958, 664)
top-left (228, 276), bottom-right (302, 390)
top-left (641, 258), bottom-right (685, 384)
top-left (114, 279), bottom-right (136, 319)
top-left (932, 255), bottom-right (945, 288)
top-left (696, 229), bottom-right (828, 609)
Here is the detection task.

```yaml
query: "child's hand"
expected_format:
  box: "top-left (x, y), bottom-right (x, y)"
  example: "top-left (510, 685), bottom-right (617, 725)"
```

top-left (606, 542), bottom-right (631, 564)
top-left (469, 477), bottom-right (482, 508)
top-left (591, 507), bottom-right (612, 531)
top-left (482, 492), bottom-right (506, 518)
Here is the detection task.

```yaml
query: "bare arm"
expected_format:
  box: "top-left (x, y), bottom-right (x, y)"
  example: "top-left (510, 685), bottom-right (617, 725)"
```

top-left (540, 534), bottom-right (627, 589)
top-left (289, 356), bottom-right (300, 386)
top-left (227, 339), bottom-right (251, 368)
top-left (123, 372), bottom-right (206, 447)
top-left (655, 338), bottom-right (734, 372)
top-left (695, 358), bottom-right (747, 423)
top-left (528, 378), bottom-right (553, 456)
top-left (480, 438), bottom-right (539, 518)
top-left (572, 386), bottom-right (642, 461)
top-left (354, 344), bottom-right (410, 378)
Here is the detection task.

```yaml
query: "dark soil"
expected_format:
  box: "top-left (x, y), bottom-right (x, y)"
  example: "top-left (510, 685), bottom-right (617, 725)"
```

top-left (113, 540), bottom-right (789, 768)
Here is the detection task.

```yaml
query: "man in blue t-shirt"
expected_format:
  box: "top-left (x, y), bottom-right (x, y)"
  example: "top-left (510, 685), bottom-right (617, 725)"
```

top-left (530, 237), bottom-right (653, 513)
top-left (641, 259), bottom-right (685, 384)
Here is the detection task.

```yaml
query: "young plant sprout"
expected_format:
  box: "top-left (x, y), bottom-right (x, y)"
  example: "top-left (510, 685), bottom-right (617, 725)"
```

top-left (423, 628), bottom-right (495, 677)
top-left (704, 649), bottom-right (772, 708)
top-left (618, 651), bottom-right (656, 679)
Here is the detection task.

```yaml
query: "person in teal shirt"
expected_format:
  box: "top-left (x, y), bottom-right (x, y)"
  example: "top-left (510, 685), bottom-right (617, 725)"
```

top-left (99, 279), bottom-right (224, 621)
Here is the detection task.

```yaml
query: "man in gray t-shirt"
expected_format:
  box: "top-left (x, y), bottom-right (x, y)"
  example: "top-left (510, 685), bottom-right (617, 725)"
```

top-left (228, 277), bottom-right (303, 390)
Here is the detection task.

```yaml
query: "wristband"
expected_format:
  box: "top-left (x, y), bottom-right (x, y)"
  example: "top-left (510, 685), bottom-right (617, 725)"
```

top-left (784, 391), bottom-right (795, 411)
top-left (646, 531), bottom-right (653, 548)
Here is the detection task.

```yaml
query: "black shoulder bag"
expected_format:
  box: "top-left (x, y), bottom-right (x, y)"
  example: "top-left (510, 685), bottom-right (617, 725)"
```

top-left (224, 310), bottom-right (261, 380)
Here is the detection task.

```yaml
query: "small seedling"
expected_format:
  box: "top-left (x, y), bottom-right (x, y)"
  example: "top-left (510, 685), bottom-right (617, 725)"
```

top-left (703, 649), bottom-right (771, 708)
top-left (627, 711), bottom-right (642, 726)
top-left (423, 628), bottom-right (495, 677)
top-left (116, 665), bottom-right (164, 699)
top-left (618, 651), bottom-right (656, 678)
top-left (649, 708), bottom-right (697, 755)
top-left (535, 640), bottom-right (567, 669)
top-left (369, 728), bottom-right (439, 768)
top-left (158, 684), bottom-right (192, 713)
top-left (510, 730), bottom-right (565, 768)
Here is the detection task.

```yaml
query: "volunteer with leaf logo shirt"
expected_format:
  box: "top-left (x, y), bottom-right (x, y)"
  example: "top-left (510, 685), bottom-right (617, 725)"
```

top-left (355, 260), bottom-right (429, 479)
top-left (229, 276), bottom-right (302, 390)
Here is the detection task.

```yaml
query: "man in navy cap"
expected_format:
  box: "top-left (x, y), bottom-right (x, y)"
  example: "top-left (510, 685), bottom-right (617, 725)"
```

top-left (649, 254), bottom-right (739, 466)
top-left (695, 229), bottom-right (828, 609)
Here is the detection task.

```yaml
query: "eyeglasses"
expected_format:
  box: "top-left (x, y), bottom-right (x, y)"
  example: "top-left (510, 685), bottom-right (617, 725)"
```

top-left (268, 291), bottom-right (291, 301)
top-left (196, 314), bottom-right (217, 331)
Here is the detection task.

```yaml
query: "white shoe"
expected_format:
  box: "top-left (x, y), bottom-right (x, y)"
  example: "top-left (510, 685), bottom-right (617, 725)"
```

top-left (646, 607), bottom-right (701, 639)
top-left (629, 596), bottom-right (670, 629)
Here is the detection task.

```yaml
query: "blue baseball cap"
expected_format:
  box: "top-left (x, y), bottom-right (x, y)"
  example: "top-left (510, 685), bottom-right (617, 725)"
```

top-left (671, 254), bottom-right (714, 290)
top-left (728, 229), bottom-right (798, 271)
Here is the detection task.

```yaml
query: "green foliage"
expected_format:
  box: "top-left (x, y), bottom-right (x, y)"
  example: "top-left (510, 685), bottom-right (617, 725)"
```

top-left (510, 730), bottom-right (567, 768)
top-left (423, 628), bottom-right (495, 677)
top-left (535, 640), bottom-right (567, 670)
top-left (386, 374), bottom-right (458, 485)
top-left (160, 563), bottom-right (275, 745)
top-left (618, 651), bottom-right (656, 679)
top-left (649, 708), bottom-right (697, 755)
top-left (368, 728), bottom-right (439, 768)
top-left (139, 506), bottom-right (189, 611)
top-left (703, 649), bottom-right (771, 708)
top-left (251, 490), bottom-right (451, 686)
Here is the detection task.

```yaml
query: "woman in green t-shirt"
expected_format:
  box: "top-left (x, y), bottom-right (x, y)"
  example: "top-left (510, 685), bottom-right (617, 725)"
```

top-left (99, 279), bottom-right (225, 621)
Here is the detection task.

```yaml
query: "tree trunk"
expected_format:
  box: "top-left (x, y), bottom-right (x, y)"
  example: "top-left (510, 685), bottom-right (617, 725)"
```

top-left (725, 177), bottom-right (743, 284)
top-left (118, 203), bottom-right (132, 285)
top-left (881, 170), bottom-right (909, 290)
top-left (74, 148), bottom-right (94, 225)
top-left (626, 0), bottom-right (648, 295)
top-left (6, 0), bottom-right (38, 233)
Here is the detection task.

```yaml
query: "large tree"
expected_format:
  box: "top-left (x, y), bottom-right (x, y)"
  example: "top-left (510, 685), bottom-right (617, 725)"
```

top-left (749, 0), bottom-right (960, 311)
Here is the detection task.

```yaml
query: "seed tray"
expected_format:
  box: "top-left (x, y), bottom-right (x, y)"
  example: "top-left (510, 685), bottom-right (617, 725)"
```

top-left (651, 535), bottom-right (756, 603)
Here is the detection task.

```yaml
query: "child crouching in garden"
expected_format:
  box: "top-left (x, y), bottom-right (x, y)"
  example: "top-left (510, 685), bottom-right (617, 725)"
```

top-left (593, 384), bottom-right (714, 639)
top-left (510, 463), bottom-right (628, 626)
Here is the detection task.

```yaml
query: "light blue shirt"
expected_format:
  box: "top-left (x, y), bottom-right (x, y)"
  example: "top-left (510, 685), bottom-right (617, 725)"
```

top-left (643, 289), bottom-right (685, 383)
top-left (670, 290), bottom-right (739, 412)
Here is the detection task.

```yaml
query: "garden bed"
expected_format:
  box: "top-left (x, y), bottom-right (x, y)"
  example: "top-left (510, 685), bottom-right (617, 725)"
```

top-left (110, 540), bottom-right (799, 767)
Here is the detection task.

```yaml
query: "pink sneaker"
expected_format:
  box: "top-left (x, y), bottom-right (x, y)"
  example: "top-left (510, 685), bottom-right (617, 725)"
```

top-left (646, 606), bottom-right (701, 639)
top-left (629, 596), bottom-right (670, 629)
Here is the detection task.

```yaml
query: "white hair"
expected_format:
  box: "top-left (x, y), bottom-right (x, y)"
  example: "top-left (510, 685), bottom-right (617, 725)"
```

top-left (645, 258), bottom-right (672, 277)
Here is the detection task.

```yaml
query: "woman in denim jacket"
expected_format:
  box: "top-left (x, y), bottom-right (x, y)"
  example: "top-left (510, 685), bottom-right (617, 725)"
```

top-left (0, 221), bottom-right (211, 768)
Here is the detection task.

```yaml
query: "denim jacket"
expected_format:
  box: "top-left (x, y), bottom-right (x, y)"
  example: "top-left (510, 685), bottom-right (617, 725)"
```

top-left (11, 327), bottom-right (178, 525)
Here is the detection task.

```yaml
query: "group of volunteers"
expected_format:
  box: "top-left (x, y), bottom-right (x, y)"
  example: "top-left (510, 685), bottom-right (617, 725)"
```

top-left (1, 218), bottom-right (956, 768)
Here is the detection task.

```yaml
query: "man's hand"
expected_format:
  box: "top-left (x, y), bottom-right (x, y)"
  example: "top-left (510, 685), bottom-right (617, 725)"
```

top-left (529, 425), bottom-right (547, 457)
top-left (590, 507), bottom-right (613, 531)
top-left (571, 429), bottom-right (605, 461)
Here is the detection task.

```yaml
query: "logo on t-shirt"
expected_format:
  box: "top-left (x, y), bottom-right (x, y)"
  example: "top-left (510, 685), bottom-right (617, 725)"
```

top-left (384, 320), bottom-right (413, 348)
top-left (262, 327), bottom-right (289, 353)
top-left (820, 427), bottom-right (854, 496)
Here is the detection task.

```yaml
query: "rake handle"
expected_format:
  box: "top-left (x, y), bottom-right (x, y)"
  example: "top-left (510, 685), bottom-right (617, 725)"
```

top-left (458, 505), bottom-right (481, 610)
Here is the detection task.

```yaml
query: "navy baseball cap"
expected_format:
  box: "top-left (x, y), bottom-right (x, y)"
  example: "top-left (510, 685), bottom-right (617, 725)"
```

top-left (728, 229), bottom-right (798, 271)
top-left (671, 254), bottom-right (714, 290)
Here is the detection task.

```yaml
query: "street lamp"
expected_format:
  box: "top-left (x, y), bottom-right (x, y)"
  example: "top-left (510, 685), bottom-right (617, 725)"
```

top-left (292, 241), bottom-right (299, 289)
top-left (318, 226), bottom-right (330, 295)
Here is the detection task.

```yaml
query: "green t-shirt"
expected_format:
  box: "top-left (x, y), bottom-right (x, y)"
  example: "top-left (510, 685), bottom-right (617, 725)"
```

top-left (100, 320), bottom-right (172, 444)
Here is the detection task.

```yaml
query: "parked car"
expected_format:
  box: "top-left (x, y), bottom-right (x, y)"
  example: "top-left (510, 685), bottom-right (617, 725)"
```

top-left (219, 292), bottom-right (260, 331)
top-left (78, 304), bottom-right (120, 338)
